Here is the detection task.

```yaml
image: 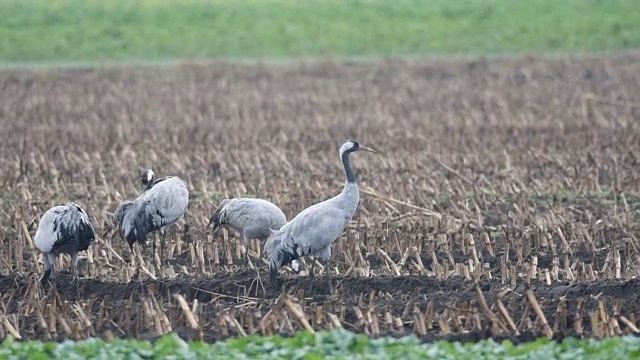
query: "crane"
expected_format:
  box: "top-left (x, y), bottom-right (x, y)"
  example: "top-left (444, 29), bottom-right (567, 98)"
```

top-left (209, 198), bottom-right (302, 272)
top-left (34, 202), bottom-right (95, 295)
top-left (268, 139), bottom-right (375, 293)
top-left (114, 169), bottom-right (189, 266)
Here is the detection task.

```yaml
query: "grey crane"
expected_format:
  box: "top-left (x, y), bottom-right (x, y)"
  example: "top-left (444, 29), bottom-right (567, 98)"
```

top-left (34, 202), bottom-right (95, 294)
top-left (114, 169), bottom-right (189, 265)
top-left (268, 139), bottom-right (375, 293)
top-left (208, 198), bottom-right (301, 271)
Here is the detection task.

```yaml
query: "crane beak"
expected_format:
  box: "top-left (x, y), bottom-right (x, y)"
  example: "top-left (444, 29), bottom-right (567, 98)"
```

top-left (359, 145), bottom-right (376, 153)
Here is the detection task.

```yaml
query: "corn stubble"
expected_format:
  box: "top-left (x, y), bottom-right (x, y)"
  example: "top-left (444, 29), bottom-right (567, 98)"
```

top-left (1, 54), bottom-right (640, 343)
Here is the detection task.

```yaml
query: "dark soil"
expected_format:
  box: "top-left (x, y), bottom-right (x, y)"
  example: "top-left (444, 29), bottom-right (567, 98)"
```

top-left (3, 269), bottom-right (639, 344)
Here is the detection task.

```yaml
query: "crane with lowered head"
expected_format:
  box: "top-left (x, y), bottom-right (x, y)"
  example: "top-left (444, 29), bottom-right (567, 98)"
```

top-left (210, 197), bottom-right (302, 272)
top-left (34, 202), bottom-right (95, 295)
top-left (114, 169), bottom-right (189, 266)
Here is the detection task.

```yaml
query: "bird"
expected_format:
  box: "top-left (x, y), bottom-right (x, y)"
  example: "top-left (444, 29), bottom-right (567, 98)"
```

top-left (208, 197), bottom-right (301, 271)
top-left (34, 202), bottom-right (96, 294)
top-left (114, 169), bottom-right (189, 265)
top-left (268, 139), bottom-right (375, 293)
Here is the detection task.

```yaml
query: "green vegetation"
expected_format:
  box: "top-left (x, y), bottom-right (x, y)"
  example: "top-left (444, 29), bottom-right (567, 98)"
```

top-left (0, 0), bottom-right (638, 62)
top-left (2, 330), bottom-right (640, 359)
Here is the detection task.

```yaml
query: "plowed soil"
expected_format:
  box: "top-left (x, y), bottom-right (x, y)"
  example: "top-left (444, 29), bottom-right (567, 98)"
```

top-left (1, 53), bottom-right (640, 343)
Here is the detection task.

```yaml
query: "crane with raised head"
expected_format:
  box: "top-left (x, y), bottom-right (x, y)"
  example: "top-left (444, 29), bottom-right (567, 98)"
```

top-left (268, 139), bottom-right (375, 293)
top-left (35, 202), bottom-right (95, 294)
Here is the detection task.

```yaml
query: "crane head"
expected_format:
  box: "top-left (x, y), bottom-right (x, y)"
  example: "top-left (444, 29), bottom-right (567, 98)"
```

top-left (140, 169), bottom-right (155, 190)
top-left (340, 139), bottom-right (376, 155)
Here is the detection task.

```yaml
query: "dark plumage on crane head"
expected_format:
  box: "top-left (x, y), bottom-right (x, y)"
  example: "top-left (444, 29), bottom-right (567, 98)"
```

top-left (208, 199), bottom-right (232, 230)
top-left (140, 169), bottom-right (155, 190)
top-left (340, 139), bottom-right (376, 155)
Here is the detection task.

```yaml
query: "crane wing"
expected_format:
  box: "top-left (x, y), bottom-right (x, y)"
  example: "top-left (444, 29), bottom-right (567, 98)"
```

top-left (263, 228), bottom-right (284, 260)
top-left (122, 200), bottom-right (157, 246)
top-left (226, 198), bottom-right (285, 230)
top-left (269, 203), bottom-right (349, 282)
top-left (281, 207), bottom-right (347, 258)
top-left (68, 204), bottom-right (96, 252)
top-left (34, 206), bottom-right (62, 253)
top-left (114, 200), bottom-right (135, 233)
top-left (141, 177), bottom-right (189, 228)
top-left (35, 204), bottom-right (95, 254)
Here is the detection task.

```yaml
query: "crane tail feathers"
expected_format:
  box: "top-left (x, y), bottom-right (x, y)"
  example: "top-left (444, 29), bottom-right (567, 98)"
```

top-left (114, 201), bottom-right (135, 242)
top-left (209, 204), bottom-right (225, 229)
top-left (269, 244), bottom-right (299, 285)
top-left (268, 244), bottom-right (286, 284)
top-left (76, 218), bottom-right (96, 252)
top-left (263, 230), bottom-right (280, 260)
top-left (123, 201), bottom-right (156, 247)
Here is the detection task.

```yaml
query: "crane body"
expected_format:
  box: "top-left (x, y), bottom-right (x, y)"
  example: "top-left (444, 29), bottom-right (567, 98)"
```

top-left (35, 202), bottom-right (95, 294)
top-left (268, 140), bottom-right (374, 293)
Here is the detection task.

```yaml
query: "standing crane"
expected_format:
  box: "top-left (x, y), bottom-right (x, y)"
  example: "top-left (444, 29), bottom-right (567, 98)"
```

top-left (268, 139), bottom-right (375, 293)
top-left (114, 169), bottom-right (189, 266)
top-left (208, 197), bottom-right (301, 271)
top-left (34, 202), bottom-right (95, 295)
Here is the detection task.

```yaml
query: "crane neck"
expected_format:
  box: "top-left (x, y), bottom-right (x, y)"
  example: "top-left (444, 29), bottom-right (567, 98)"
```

top-left (341, 149), bottom-right (357, 184)
top-left (144, 177), bottom-right (155, 191)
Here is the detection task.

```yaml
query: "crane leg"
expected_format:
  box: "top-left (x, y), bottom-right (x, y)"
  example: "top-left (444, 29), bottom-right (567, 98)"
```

top-left (160, 231), bottom-right (167, 266)
top-left (306, 258), bottom-right (315, 295)
top-left (151, 232), bottom-right (160, 272)
top-left (243, 238), bottom-right (250, 269)
top-left (259, 241), bottom-right (264, 260)
top-left (129, 242), bottom-right (136, 267)
top-left (160, 230), bottom-right (167, 266)
top-left (70, 252), bottom-right (80, 298)
top-left (41, 253), bottom-right (55, 289)
top-left (310, 256), bottom-right (317, 276)
top-left (152, 234), bottom-right (157, 264)
top-left (324, 259), bottom-right (333, 294)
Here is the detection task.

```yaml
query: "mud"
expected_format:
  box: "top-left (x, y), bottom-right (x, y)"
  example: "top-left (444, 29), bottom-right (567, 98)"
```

top-left (2, 268), bottom-right (639, 344)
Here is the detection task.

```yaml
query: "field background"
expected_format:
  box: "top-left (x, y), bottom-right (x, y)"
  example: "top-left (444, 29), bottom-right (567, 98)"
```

top-left (1, 0), bottom-right (640, 357)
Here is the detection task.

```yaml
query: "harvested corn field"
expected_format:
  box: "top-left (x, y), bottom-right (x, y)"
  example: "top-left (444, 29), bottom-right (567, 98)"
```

top-left (1, 53), bottom-right (640, 343)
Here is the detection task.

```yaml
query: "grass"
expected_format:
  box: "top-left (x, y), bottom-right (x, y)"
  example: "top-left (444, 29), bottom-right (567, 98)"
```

top-left (3, 330), bottom-right (640, 359)
top-left (0, 0), bottom-right (638, 62)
